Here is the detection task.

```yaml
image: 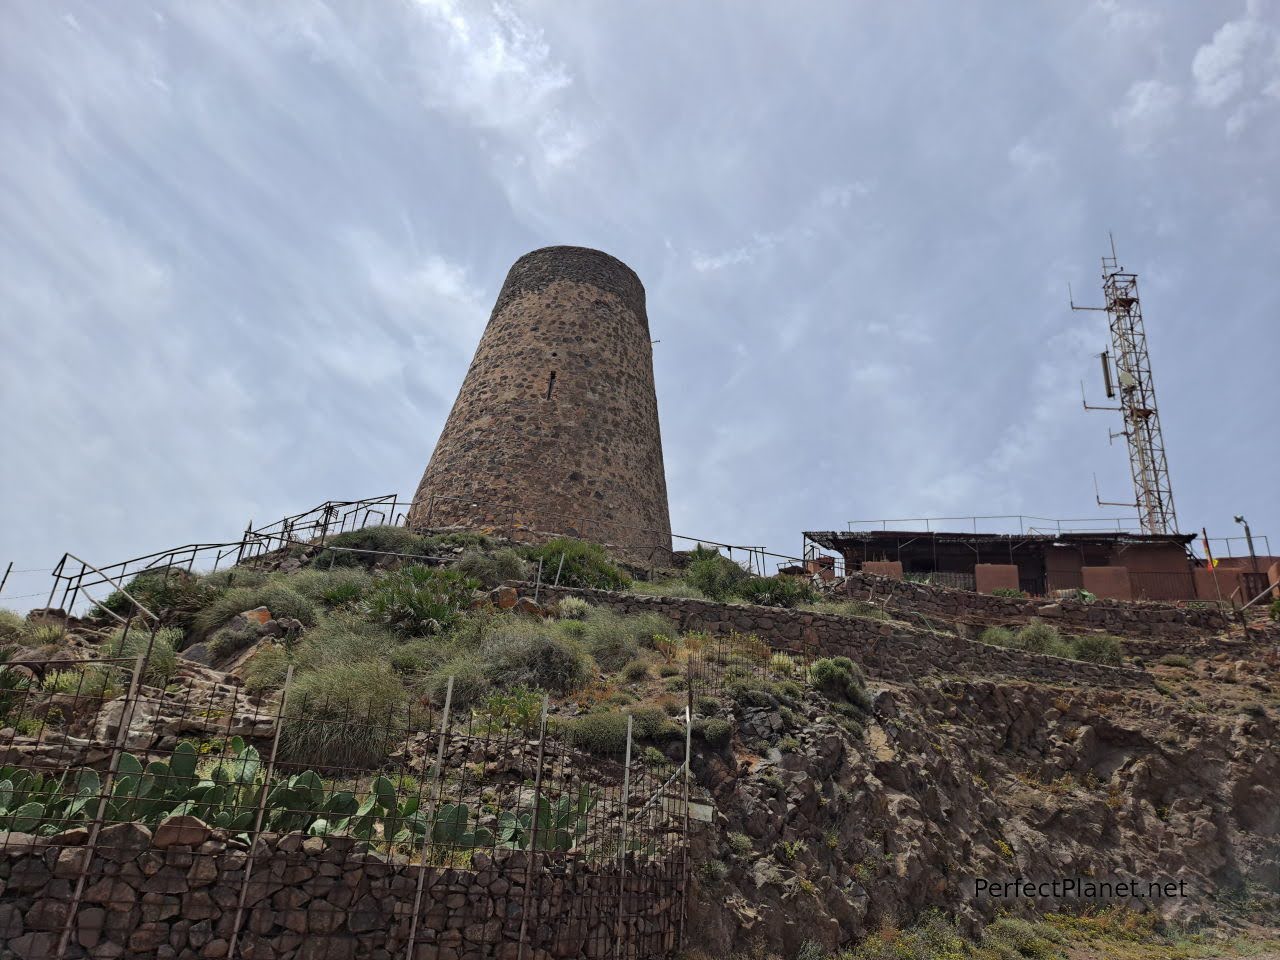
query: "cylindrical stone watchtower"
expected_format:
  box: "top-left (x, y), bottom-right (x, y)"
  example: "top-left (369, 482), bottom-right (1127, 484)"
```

top-left (407, 246), bottom-right (672, 563)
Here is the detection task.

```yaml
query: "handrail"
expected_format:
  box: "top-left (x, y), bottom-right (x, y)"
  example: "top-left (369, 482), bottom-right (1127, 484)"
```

top-left (59, 553), bottom-right (160, 623)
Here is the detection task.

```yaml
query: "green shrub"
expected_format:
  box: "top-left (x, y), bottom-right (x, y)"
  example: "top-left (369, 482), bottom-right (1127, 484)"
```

top-left (981, 916), bottom-right (1060, 958)
top-left (1013, 622), bottom-right (1074, 659)
top-left (29, 623), bottom-right (68, 646)
top-left (285, 568), bottom-right (372, 608)
top-left (736, 575), bottom-right (817, 608)
top-left (979, 626), bottom-right (1015, 646)
top-left (694, 717), bottom-right (732, 747)
top-left (454, 548), bottom-right (529, 588)
top-left (0, 610), bottom-right (30, 644)
top-left (280, 661), bottom-right (409, 768)
top-left (556, 596), bottom-right (592, 620)
top-left (423, 654), bottom-right (490, 709)
top-left (107, 626), bottom-right (180, 685)
top-left (809, 657), bottom-right (872, 712)
top-left (480, 619), bottom-right (594, 694)
top-left (361, 566), bottom-right (478, 637)
top-left (98, 569), bottom-right (215, 628)
top-left (294, 613), bottom-right (399, 671)
top-left (563, 607), bottom-right (675, 672)
top-left (312, 524), bottom-right (441, 568)
top-left (1159, 653), bottom-right (1192, 668)
top-left (200, 567), bottom-right (270, 591)
top-left (683, 547), bottom-right (751, 601)
top-left (1072, 633), bottom-right (1124, 666)
top-left (991, 587), bottom-right (1026, 599)
top-left (727, 832), bottom-right (752, 857)
top-left (1270, 597), bottom-right (1280, 622)
top-left (208, 618), bottom-right (261, 661)
top-left (387, 640), bottom-right (444, 677)
top-left (562, 710), bottom-right (630, 756)
top-left (627, 704), bottom-right (680, 741)
top-left (1, 646), bottom-right (33, 721)
top-left (621, 659), bottom-right (650, 682)
top-left (522, 538), bottom-right (631, 591)
top-left (192, 583), bottom-right (318, 638)
top-left (243, 645), bottom-right (289, 694)
top-left (477, 685), bottom-right (544, 732)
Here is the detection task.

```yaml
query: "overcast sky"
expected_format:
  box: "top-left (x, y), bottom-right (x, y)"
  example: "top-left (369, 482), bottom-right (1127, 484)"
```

top-left (3, 1), bottom-right (1278, 608)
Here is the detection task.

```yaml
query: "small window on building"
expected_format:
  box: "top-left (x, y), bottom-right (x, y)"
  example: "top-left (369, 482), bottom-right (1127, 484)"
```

top-left (545, 370), bottom-right (557, 400)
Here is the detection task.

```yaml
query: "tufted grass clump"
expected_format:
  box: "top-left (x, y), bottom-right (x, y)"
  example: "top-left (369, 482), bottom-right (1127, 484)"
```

top-left (0, 610), bottom-right (30, 644)
top-left (311, 524), bottom-right (443, 568)
top-left (293, 613), bottom-right (400, 672)
top-left (1011, 622), bottom-right (1074, 659)
top-left (361, 566), bottom-right (478, 638)
top-left (522, 538), bottom-right (631, 591)
top-left (735, 575), bottom-right (818, 608)
top-left (192, 583), bottom-right (318, 639)
top-left (1071, 633), bottom-right (1124, 666)
top-left (809, 656), bottom-right (872, 713)
top-left (454, 548), bottom-right (529, 588)
top-left (556, 596), bottom-right (592, 620)
top-left (286, 568), bottom-right (372, 608)
top-left (107, 625), bottom-right (181, 685)
top-left (280, 660), bottom-right (409, 769)
top-left (243, 645), bottom-right (289, 694)
top-left (480, 618), bottom-right (594, 694)
top-left (569, 607), bottom-right (675, 671)
top-left (98, 569), bottom-right (217, 628)
top-left (627, 703), bottom-right (681, 741)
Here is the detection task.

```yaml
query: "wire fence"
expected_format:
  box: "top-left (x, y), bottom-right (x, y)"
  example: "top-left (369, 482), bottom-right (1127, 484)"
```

top-left (0, 622), bottom-right (692, 959)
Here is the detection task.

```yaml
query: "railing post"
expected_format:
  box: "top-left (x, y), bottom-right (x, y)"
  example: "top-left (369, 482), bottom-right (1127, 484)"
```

top-left (56, 647), bottom-right (148, 959)
top-left (228, 666), bottom-right (294, 960)
top-left (0, 561), bottom-right (11, 598)
top-left (534, 558), bottom-right (544, 605)
top-left (405, 677), bottom-right (454, 959)
top-left (516, 696), bottom-right (550, 960)
top-left (613, 714), bottom-right (634, 960)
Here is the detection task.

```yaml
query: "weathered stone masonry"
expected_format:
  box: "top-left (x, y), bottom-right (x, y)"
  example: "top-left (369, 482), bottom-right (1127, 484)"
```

top-left (528, 587), bottom-right (1153, 690)
top-left (0, 822), bottom-right (679, 960)
top-left (408, 247), bottom-right (673, 563)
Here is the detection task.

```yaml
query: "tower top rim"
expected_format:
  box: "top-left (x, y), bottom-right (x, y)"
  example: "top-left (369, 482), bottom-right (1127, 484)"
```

top-left (494, 245), bottom-right (646, 320)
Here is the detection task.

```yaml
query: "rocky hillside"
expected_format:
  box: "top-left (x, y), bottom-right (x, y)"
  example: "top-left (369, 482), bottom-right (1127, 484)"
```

top-left (2, 527), bottom-right (1277, 960)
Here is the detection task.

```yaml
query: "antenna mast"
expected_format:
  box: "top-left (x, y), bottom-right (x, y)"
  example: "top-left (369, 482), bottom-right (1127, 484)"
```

top-left (1073, 237), bottom-right (1179, 535)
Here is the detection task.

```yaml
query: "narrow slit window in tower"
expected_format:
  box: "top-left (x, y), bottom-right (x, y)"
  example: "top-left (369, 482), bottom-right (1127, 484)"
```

top-left (545, 370), bottom-right (556, 400)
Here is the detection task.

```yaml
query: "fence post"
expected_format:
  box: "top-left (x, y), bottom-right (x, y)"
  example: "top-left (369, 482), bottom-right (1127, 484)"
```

top-left (677, 705), bottom-right (692, 951)
top-left (405, 677), bottom-right (454, 959)
top-left (534, 558), bottom-right (544, 605)
top-left (227, 666), bottom-right (294, 960)
top-left (516, 696), bottom-right (550, 960)
top-left (55, 647), bottom-right (148, 959)
top-left (553, 552), bottom-right (566, 588)
top-left (612, 715), bottom-right (634, 960)
top-left (0, 561), bottom-right (11, 598)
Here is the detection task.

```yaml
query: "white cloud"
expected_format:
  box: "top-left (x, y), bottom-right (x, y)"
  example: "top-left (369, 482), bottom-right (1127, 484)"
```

top-left (1192, 16), bottom-right (1266, 107)
top-left (1111, 79), bottom-right (1181, 152)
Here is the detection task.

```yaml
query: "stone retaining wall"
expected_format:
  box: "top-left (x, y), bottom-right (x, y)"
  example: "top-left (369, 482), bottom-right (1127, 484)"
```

top-left (530, 586), bottom-right (1152, 690)
top-left (0, 820), bottom-right (679, 960)
top-left (832, 573), bottom-right (1230, 639)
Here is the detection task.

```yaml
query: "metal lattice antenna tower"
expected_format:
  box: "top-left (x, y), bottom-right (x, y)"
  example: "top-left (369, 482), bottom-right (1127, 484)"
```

top-left (1072, 237), bottom-right (1179, 535)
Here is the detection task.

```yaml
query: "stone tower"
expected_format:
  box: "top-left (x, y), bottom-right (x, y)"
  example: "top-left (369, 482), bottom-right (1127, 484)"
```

top-left (407, 246), bottom-right (672, 562)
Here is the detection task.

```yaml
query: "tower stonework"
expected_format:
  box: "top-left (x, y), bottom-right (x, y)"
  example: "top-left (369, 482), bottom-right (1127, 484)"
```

top-left (407, 246), bottom-right (672, 562)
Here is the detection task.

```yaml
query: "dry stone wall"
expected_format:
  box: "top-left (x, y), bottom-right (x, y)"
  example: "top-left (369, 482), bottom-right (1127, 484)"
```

top-left (529, 587), bottom-right (1152, 690)
top-left (0, 820), bottom-right (679, 960)
top-left (832, 573), bottom-right (1230, 639)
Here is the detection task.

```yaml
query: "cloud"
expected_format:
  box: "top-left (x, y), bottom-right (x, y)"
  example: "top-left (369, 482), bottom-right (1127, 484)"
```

top-left (1111, 80), bottom-right (1182, 152)
top-left (1192, 15), bottom-right (1266, 107)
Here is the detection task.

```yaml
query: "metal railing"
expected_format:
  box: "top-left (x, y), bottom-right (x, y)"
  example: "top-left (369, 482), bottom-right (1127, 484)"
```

top-left (846, 514), bottom-right (1142, 535)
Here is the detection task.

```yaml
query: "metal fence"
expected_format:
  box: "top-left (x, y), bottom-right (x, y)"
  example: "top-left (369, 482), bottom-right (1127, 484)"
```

top-left (0, 624), bottom-right (691, 959)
